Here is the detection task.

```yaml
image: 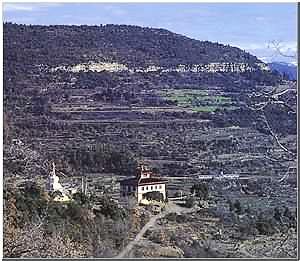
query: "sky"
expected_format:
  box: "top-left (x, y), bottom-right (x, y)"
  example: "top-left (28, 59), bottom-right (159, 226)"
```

top-left (2, 2), bottom-right (298, 64)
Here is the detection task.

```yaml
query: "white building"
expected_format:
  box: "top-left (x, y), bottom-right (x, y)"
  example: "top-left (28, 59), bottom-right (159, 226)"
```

top-left (120, 165), bottom-right (167, 203)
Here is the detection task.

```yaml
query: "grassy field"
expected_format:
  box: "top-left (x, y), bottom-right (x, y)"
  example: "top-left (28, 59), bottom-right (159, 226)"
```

top-left (157, 89), bottom-right (238, 112)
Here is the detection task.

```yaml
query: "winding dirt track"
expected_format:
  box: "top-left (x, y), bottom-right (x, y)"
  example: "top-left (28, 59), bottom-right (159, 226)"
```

top-left (115, 201), bottom-right (194, 258)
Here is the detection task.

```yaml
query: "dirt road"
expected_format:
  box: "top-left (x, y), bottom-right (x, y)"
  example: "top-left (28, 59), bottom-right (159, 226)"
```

top-left (114, 201), bottom-right (194, 258)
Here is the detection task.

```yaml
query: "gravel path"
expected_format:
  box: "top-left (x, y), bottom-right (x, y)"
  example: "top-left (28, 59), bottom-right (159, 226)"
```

top-left (114, 201), bottom-right (194, 258)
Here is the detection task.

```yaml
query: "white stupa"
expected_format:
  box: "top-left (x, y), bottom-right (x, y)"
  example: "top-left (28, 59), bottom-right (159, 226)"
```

top-left (46, 162), bottom-right (71, 202)
top-left (47, 162), bottom-right (64, 192)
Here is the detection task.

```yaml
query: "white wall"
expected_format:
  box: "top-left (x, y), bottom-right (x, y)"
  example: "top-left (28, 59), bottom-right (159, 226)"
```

top-left (120, 183), bottom-right (167, 203)
top-left (137, 183), bottom-right (166, 202)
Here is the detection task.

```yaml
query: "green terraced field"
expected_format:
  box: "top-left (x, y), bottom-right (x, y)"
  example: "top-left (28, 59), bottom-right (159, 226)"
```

top-left (157, 89), bottom-right (238, 112)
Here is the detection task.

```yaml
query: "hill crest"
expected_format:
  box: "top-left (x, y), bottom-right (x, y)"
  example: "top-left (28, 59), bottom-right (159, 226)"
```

top-left (4, 22), bottom-right (263, 68)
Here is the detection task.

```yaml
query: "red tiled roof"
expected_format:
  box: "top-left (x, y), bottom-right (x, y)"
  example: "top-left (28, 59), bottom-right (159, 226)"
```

top-left (119, 177), bottom-right (167, 186)
top-left (138, 177), bottom-right (167, 185)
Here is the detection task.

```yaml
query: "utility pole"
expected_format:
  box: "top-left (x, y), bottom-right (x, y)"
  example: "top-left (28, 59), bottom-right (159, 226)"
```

top-left (52, 162), bottom-right (56, 176)
top-left (85, 176), bottom-right (88, 196)
top-left (81, 176), bottom-right (84, 194)
top-left (81, 175), bottom-right (87, 195)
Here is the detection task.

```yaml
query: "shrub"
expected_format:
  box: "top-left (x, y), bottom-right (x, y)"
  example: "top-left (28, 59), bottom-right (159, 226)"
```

top-left (256, 215), bottom-right (277, 235)
top-left (228, 199), bottom-right (234, 212)
top-left (183, 240), bottom-right (222, 258)
top-left (148, 230), bottom-right (164, 244)
top-left (66, 201), bottom-right (85, 222)
top-left (23, 182), bottom-right (42, 198)
top-left (14, 183), bottom-right (49, 224)
top-left (166, 212), bottom-right (177, 222)
top-left (190, 182), bottom-right (209, 200)
top-left (98, 196), bottom-right (126, 220)
top-left (273, 207), bottom-right (282, 223)
top-left (175, 214), bottom-right (188, 223)
top-left (238, 215), bottom-right (258, 237)
top-left (72, 192), bottom-right (89, 205)
top-left (185, 197), bottom-right (195, 208)
top-left (233, 200), bottom-right (242, 214)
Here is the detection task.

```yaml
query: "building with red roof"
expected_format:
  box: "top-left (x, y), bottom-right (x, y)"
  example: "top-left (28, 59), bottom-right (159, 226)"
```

top-left (119, 164), bottom-right (167, 203)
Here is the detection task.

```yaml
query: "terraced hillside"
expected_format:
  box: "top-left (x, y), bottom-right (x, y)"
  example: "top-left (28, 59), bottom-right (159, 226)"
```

top-left (3, 23), bottom-right (297, 258)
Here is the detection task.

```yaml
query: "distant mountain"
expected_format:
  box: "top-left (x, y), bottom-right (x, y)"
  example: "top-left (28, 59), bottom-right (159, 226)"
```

top-left (268, 62), bottom-right (297, 81)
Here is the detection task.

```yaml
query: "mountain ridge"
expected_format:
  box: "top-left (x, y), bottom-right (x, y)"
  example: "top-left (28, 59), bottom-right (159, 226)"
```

top-left (268, 61), bottom-right (297, 80)
top-left (4, 22), bottom-right (263, 68)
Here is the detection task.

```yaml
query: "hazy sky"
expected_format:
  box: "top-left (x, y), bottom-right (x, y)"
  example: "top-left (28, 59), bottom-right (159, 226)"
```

top-left (3, 3), bottom-right (297, 63)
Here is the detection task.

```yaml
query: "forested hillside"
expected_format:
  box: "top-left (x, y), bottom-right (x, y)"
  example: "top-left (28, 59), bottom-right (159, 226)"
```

top-left (4, 23), bottom-right (261, 67)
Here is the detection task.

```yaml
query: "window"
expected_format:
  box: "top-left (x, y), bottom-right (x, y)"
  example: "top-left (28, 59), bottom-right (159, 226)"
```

top-left (159, 185), bottom-right (162, 189)
top-left (155, 185), bottom-right (157, 189)
top-left (122, 193), bottom-right (125, 197)
top-left (141, 186), bottom-right (144, 191)
top-left (146, 186), bottom-right (148, 190)
top-left (133, 187), bottom-right (136, 191)
top-left (151, 186), bottom-right (153, 190)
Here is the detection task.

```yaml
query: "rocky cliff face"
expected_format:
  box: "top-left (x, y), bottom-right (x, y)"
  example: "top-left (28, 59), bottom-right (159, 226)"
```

top-left (52, 61), bottom-right (270, 74)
